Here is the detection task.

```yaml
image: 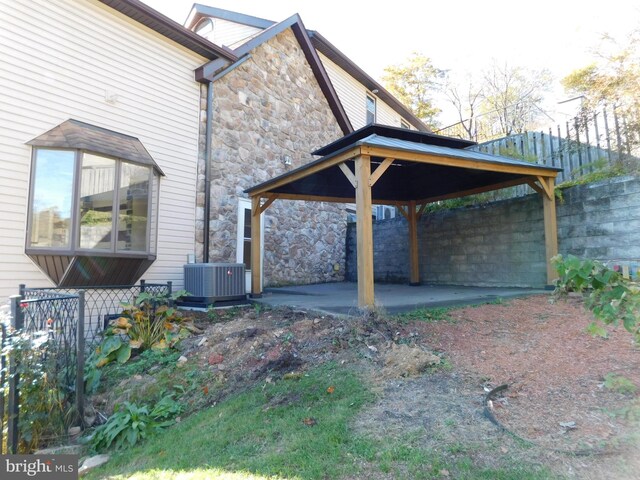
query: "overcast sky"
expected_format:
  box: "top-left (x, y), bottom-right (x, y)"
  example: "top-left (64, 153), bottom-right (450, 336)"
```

top-left (142, 0), bottom-right (638, 125)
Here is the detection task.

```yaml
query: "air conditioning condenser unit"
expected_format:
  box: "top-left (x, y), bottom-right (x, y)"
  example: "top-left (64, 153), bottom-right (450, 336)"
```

top-left (184, 263), bottom-right (246, 303)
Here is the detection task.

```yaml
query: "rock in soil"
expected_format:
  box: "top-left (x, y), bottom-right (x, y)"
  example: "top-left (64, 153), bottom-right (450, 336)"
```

top-left (79, 454), bottom-right (110, 476)
top-left (208, 353), bottom-right (224, 365)
top-left (35, 444), bottom-right (83, 456)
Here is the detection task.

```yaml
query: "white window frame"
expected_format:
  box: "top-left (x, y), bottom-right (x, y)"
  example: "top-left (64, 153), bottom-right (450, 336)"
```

top-left (366, 93), bottom-right (376, 125)
top-left (236, 198), bottom-right (264, 292)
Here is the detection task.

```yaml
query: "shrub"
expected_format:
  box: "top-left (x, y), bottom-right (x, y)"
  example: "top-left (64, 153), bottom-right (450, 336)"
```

top-left (1, 312), bottom-right (70, 452)
top-left (118, 290), bottom-right (190, 351)
top-left (85, 290), bottom-right (191, 393)
top-left (553, 254), bottom-right (640, 341)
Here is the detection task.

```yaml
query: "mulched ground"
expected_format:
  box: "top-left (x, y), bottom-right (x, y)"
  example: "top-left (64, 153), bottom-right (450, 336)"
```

top-left (424, 296), bottom-right (640, 446)
top-left (420, 294), bottom-right (640, 478)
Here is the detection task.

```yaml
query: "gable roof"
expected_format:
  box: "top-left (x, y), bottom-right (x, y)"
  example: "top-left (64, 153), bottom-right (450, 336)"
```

top-left (308, 31), bottom-right (429, 132)
top-left (98, 0), bottom-right (236, 61)
top-left (185, 4), bottom-right (275, 30)
top-left (186, 4), bottom-right (429, 133)
top-left (200, 13), bottom-right (353, 135)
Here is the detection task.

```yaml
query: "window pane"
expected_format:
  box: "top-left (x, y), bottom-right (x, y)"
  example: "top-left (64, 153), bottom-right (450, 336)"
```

top-left (243, 240), bottom-right (251, 269)
top-left (79, 153), bottom-right (116, 249)
top-left (117, 163), bottom-right (149, 251)
top-left (243, 208), bottom-right (251, 239)
top-left (366, 95), bottom-right (376, 124)
top-left (148, 173), bottom-right (159, 256)
top-left (29, 149), bottom-right (75, 248)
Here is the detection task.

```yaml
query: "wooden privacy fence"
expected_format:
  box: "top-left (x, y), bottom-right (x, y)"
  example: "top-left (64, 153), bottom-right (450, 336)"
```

top-left (1, 291), bottom-right (84, 454)
top-left (472, 106), bottom-right (638, 185)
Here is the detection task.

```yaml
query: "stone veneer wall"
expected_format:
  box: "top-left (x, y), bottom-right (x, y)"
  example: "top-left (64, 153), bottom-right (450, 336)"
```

top-left (196, 29), bottom-right (347, 286)
top-left (346, 176), bottom-right (640, 287)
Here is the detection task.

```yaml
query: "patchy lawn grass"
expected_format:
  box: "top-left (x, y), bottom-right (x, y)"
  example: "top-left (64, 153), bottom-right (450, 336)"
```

top-left (85, 362), bottom-right (550, 480)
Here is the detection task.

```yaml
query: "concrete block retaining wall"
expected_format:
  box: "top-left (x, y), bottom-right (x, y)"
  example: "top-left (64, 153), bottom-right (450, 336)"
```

top-left (345, 176), bottom-right (640, 287)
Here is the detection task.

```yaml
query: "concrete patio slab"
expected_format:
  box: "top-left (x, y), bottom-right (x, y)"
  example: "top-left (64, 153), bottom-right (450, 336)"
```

top-left (253, 282), bottom-right (547, 315)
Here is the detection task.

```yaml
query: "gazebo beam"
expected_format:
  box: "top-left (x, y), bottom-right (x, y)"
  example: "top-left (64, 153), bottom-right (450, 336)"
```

top-left (408, 200), bottom-right (420, 285)
top-left (540, 177), bottom-right (559, 284)
top-left (369, 157), bottom-right (394, 186)
top-left (250, 195), bottom-right (262, 298)
top-left (361, 145), bottom-right (558, 177)
top-left (355, 155), bottom-right (374, 308)
top-left (417, 177), bottom-right (532, 204)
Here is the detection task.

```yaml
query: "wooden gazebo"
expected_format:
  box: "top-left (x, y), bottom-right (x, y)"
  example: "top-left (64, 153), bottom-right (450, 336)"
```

top-left (245, 125), bottom-right (561, 308)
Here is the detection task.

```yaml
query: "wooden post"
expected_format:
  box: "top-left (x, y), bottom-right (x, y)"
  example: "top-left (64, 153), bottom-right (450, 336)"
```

top-left (355, 155), bottom-right (374, 308)
top-left (408, 200), bottom-right (420, 285)
top-left (541, 177), bottom-right (558, 285)
top-left (250, 196), bottom-right (262, 297)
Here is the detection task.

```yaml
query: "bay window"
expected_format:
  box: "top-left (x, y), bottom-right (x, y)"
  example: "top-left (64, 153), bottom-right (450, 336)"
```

top-left (25, 119), bottom-right (162, 286)
top-left (28, 150), bottom-right (158, 255)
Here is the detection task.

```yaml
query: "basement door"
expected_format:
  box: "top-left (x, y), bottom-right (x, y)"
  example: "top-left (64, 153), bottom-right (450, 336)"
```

top-left (236, 198), bottom-right (263, 293)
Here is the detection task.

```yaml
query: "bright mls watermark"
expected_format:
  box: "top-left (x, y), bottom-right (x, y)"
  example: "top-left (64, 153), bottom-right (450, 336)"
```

top-left (1, 455), bottom-right (78, 480)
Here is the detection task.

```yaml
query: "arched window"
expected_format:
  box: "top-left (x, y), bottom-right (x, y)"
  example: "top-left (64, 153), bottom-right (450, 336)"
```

top-left (194, 18), bottom-right (215, 39)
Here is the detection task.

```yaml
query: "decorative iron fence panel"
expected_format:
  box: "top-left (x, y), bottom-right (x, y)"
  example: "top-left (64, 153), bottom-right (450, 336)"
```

top-left (1, 291), bottom-right (84, 454)
top-left (21, 280), bottom-right (172, 348)
top-left (1, 281), bottom-right (170, 453)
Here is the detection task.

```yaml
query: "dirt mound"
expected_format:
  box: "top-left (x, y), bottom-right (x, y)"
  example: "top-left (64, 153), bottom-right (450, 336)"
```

top-left (381, 343), bottom-right (440, 379)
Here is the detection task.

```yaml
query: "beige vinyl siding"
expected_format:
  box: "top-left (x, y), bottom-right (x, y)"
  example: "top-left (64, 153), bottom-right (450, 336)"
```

top-left (377, 101), bottom-right (406, 128)
top-left (0, 0), bottom-right (206, 300)
top-left (319, 53), bottom-right (367, 129)
top-left (200, 18), bottom-right (262, 49)
top-left (318, 52), bottom-right (414, 130)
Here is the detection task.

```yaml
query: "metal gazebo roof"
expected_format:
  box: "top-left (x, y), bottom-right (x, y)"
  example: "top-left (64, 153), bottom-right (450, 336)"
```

top-left (246, 124), bottom-right (560, 204)
top-left (245, 124), bottom-right (561, 308)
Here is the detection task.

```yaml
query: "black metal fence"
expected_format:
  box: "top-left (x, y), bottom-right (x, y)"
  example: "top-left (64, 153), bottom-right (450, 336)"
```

top-left (1, 281), bottom-right (171, 453)
top-left (21, 280), bottom-right (172, 348)
top-left (1, 291), bottom-right (83, 454)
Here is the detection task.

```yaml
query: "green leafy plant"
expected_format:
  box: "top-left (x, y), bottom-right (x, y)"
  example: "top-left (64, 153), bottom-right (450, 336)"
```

top-left (86, 290), bottom-right (192, 393)
top-left (94, 335), bottom-right (132, 367)
top-left (553, 254), bottom-right (640, 341)
top-left (88, 394), bottom-right (183, 452)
